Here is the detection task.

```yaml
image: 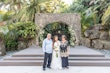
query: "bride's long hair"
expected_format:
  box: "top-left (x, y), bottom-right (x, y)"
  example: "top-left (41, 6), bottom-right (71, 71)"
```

top-left (52, 35), bottom-right (58, 49)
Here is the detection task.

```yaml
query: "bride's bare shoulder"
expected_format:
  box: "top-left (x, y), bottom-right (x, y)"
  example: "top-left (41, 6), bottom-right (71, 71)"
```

top-left (58, 40), bottom-right (61, 44)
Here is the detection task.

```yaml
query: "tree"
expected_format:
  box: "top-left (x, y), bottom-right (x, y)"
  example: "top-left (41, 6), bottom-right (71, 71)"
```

top-left (40, 0), bottom-right (68, 13)
top-left (66, 0), bottom-right (110, 33)
top-left (15, 0), bottom-right (68, 21)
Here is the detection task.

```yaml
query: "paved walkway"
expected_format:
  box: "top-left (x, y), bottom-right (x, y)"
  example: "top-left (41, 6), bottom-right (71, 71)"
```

top-left (0, 66), bottom-right (110, 73)
top-left (13, 45), bottom-right (104, 56)
top-left (1, 45), bottom-right (110, 66)
top-left (0, 46), bottom-right (110, 73)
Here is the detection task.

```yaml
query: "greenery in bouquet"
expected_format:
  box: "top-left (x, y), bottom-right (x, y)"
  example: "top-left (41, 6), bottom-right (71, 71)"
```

top-left (54, 46), bottom-right (59, 58)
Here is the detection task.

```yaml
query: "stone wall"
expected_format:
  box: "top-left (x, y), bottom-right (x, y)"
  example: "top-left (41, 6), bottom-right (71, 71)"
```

top-left (35, 13), bottom-right (81, 45)
top-left (81, 24), bottom-right (110, 49)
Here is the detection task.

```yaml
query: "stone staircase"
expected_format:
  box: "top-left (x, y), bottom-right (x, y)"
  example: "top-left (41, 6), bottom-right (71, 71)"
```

top-left (0, 46), bottom-right (110, 66)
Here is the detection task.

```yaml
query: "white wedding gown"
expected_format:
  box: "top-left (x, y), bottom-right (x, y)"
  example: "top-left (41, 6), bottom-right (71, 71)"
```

top-left (51, 41), bottom-right (62, 69)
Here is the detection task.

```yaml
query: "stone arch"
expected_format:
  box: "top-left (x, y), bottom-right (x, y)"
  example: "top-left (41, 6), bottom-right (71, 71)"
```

top-left (35, 13), bottom-right (81, 45)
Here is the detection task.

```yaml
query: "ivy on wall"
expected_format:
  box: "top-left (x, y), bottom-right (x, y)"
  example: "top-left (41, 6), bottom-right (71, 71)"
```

top-left (38, 22), bottom-right (75, 46)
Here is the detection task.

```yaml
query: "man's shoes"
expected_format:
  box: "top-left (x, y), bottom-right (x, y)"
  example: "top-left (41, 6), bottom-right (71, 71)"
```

top-left (43, 68), bottom-right (46, 71)
top-left (65, 67), bottom-right (69, 69)
top-left (47, 66), bottom-right (51, 69)
top-left (62, 67), bottom-right (65, 69)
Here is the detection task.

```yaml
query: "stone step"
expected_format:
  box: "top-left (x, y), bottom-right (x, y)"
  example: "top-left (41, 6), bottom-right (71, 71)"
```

top-left (3, 57), bottom-right (110, 61)
top-left (12, 54), bottom-right (104, 57)
top-left (12, 54), bottom-right (44, 57)
top-left (0, 46), bottom-right (107, 66)
top-left (0, 60), bottom-right (42, 66)
top-left (0, 60), bottom-right (110, 66)
top-left (69, 61), bottom-right (110, 66)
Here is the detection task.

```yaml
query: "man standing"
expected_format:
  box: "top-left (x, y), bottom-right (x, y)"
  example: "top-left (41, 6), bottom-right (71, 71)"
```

top-left (42, 33), bottom-right (53, 71)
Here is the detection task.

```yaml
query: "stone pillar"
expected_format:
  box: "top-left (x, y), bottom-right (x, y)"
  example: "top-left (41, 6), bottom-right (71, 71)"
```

top-left (36, 36), bottom-right (39, 46)
top-left (73, 29), bottom-right (80, 45)
top-left (35, 28), bottom-right (44, 46)
top-left (0, 39), bottom-right (6, 56)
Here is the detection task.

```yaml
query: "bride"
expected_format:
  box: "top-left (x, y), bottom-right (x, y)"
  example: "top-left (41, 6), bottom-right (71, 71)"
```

top-left (51, 35), bottom-right (62, 69)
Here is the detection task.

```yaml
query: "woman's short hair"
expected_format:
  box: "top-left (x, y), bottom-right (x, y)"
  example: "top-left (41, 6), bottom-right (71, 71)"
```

top-left (62, 35), bottom-right (67, 40)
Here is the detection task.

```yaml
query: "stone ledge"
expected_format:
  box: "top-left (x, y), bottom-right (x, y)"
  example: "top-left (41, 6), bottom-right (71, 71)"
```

top-left (92, 40), bottom-right (110, 50)
top-left (101, 40), bottom-right (110, 50)
top-left (81, 38), bottom-right (110, 50)
top-left (92, 40), bottom-right (104, 49)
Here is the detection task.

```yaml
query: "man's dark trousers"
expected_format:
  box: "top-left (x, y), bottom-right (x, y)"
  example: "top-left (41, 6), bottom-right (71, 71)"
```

top-left (43, 52), bottom-right (52, 69)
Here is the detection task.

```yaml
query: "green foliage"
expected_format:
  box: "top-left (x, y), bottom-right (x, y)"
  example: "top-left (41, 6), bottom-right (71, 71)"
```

top-left (0, 33), bottom-right (4, 41)
top-left (0, 0), bottom-right (68, 22)
top-left (0, 25), bottom-right (9, 34)
top-left (68, 26), bottom-right (76, 46)
top-left (15, 0), bottom-right (68, 21)
top-left (0, 0), bottom-right (68, 50)
top-left (13, 0), bottom-right (51, 21)
top-left (66, 0), bottom-right (110, 34)
top-left (42, 22), bottom-right (75, 46)
top-left (8, 21), bottom-right (37, 40)
top-left (40, 0), bottom-right (68, 13)
top-left (42, 22), bottom-right (71, 44)
top-left (0, 21), bottom-right (38, 51)
top-left (0, 25), bottom-right (9, 41)
top-left (81, 7), bottom-right (99, 33)
top-left (44, 22), bottom-right (70, 39)
top-left (66, 0), bottom-right (90, 13)
top-left (5, 39), bottom-right (18, 51)
top-left (0, 25), bottom-right (17, 51)
top-left (15, 22), bottom-right (37, 39)
top-left (0, 11), bottom-right (14, 22)
top-left (102, 6), bottom-right (110, 25)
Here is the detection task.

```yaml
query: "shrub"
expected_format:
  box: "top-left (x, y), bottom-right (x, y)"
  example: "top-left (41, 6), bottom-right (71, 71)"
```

top-left (16, 22), bottom-right (37, 40)
top-left (1, 21), bottom-right (38, 51)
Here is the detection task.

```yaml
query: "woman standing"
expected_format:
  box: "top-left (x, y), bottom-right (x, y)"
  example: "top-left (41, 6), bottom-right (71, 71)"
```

top-left (60, 35), bottom-right (69, 69)
top-left (51, 35), bottom-right (62, 69)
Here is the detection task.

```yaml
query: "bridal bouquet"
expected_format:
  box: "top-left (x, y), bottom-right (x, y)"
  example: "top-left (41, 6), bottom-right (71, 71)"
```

top-left (54, 46), bottom-right (59, 58)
